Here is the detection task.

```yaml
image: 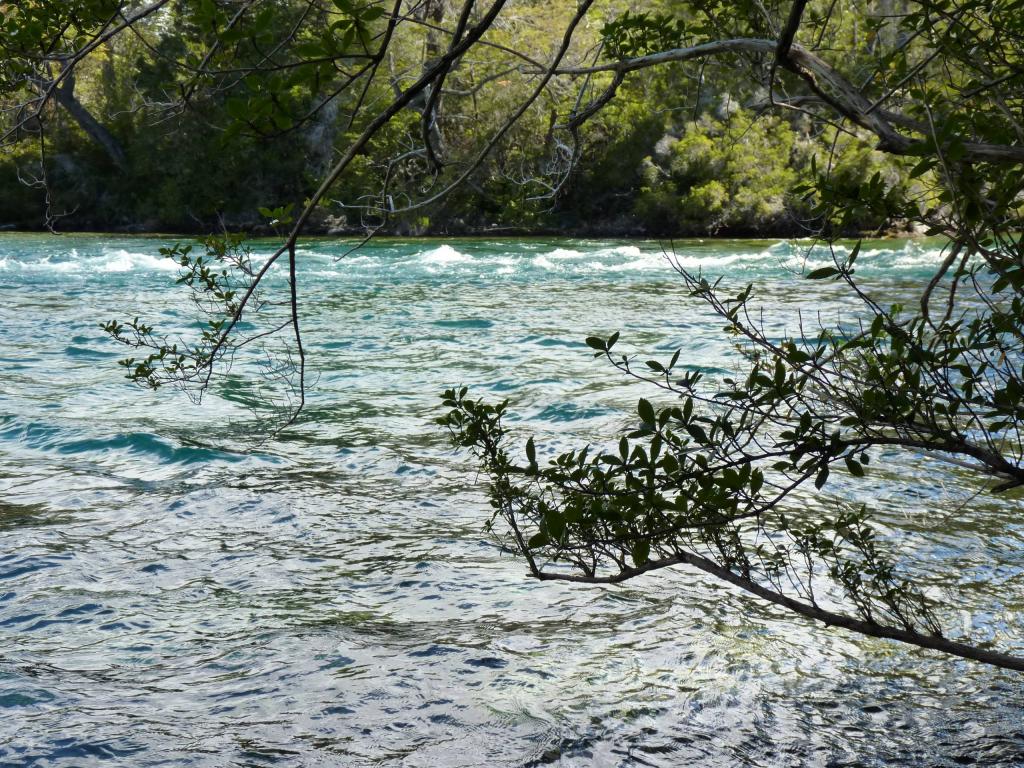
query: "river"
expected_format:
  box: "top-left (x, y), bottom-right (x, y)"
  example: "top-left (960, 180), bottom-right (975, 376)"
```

top-left (1, 234), bottom-right (1021, 766)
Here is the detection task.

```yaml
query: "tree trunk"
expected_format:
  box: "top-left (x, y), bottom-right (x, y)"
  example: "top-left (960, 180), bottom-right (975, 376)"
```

top-left (53, 73), bottom-right (128, 173)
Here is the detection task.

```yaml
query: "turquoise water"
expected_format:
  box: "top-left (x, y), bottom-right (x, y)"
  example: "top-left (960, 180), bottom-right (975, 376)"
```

top-left (0, 234), bottom-right (1022, 766)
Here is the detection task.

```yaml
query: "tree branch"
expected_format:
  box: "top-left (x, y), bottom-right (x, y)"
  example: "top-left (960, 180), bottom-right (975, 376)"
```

top-left (52, 72), bottom-right (128, 172)
top-left (551, 39), bottom-right (1024, 164)
top-left (535, 551), bottom-right (1024, 672)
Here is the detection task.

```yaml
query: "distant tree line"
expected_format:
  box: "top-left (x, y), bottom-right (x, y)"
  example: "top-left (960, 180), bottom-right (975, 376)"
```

top-left (2, 0), bottom-right (921, 236)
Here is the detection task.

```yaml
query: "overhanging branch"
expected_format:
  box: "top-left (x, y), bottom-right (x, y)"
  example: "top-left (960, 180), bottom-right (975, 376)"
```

top-left (535, 551), bottom-right (1024, 672)
top-left (550, 39), bottom-right (1024, 164)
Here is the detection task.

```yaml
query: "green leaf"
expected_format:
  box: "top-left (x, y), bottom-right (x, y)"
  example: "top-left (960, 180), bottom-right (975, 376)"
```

top-left (545, 508), bottom-right (565, 540)
top-left (846, 241), bottom-right (861, 268)
top-left (356, 19), bottom-right (371, 48)
top-left (845, 456), bottom-right (865, 477)
top-left (909, 158), bottom-right (934, 179)
top-left (637, 398), bottom-right (655, 424)
top-left (527, 531), bottom-right (549, 548)
top-left (271, 111), bottom-right (293, 131)
top-left (632, 540), bottom-right (650, 567)
top-left (294, 41), bottom-right (327, 58)
top-left (225, 97), bottom-right (249, 121)
top-left (806, 266), bottom-right (841, 280)
top-left (685, 423), bottom-right (707, 443)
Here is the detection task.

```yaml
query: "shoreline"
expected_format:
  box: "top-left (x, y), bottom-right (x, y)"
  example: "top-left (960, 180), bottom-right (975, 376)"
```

top-left (0, 227), bottom-right (931, 243)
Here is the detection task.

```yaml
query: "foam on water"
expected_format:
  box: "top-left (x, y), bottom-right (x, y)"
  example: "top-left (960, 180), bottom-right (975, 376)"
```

top-left (659, 240), bottom-right (951, 275)
top-left (421, 244), bottom-right (471, 264)
top-left (99, 249), bottom-right (180, 273)
top-left (0, 237), bottom-right (951, 283)
top-left (667, 251), bottom-right (772, 269)
top-left (595, 244), bottom-right (644, 259)
top-left (544, 247), bottom-right (584, 260)
top-left (0, 247), bottom-right (179, 274)
top-left (591, 253), bottom-right (670, 272)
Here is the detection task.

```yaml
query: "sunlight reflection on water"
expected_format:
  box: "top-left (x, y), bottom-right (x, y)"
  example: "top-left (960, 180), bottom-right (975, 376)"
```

top-left (0, 234), bottom-right (1021, 767)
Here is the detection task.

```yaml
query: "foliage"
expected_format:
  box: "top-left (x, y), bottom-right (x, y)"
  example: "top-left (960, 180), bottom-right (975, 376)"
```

top-left (634, 109), bottom-right (801, 233)
top-left (601, 10), bottom-right (687, 59)
top-left (0, 1), bottom-right (918, 236)
top-left (435, 0), bottom-right (1024, 671)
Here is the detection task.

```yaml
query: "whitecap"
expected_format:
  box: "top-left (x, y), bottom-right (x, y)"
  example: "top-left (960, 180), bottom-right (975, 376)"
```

top-left (589, 251), bottom-right (671, 272)
top-left (40, 256), bottom-right (81, 273)
top-left (544, 248), bottom-right (583, 260)
top-left (669, 251), bottom-right (777, 270)
top-left (594, 245), bottom-right (643, 259)
top-left (890, 249), bottom-right (947, 268)
top-left (421, 244), bottom-right (470, 264)
top-left (99, 249), bottom-right (179, 273)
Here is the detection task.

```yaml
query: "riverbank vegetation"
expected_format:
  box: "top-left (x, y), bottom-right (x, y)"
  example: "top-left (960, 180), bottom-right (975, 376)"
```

top-left (3, 0), bottom-right (924, 237)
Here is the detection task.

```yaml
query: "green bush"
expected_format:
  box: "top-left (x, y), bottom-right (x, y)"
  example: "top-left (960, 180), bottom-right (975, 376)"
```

top-left (634, 109), bottom-right (799, 234)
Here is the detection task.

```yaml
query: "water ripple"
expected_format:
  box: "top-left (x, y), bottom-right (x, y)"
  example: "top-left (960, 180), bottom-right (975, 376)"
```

top-left (0, 234), bottom-right (1020, 767)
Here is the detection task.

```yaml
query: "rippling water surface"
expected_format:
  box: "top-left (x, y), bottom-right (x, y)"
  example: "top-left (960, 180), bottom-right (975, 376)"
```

top-left (1, 234), bottom-right (1022, 767)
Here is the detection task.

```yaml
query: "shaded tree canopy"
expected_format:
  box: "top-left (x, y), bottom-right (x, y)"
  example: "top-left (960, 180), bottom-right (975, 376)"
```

top-left (2, 0), bottom-right (991, 235)
top-left (3, 0), bottom-right (1024, 670)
